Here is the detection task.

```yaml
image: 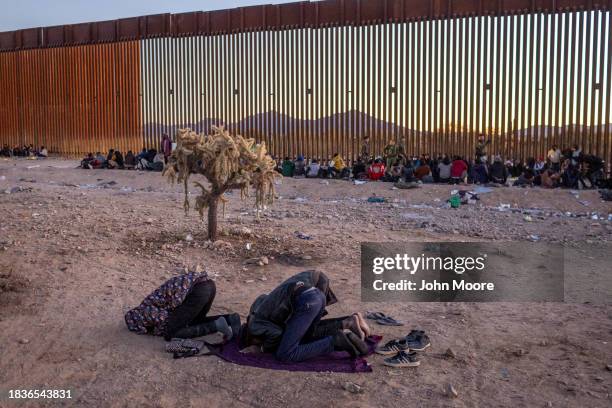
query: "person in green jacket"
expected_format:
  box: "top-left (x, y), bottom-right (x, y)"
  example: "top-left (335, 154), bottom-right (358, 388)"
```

top-left (383, 140), bottom-right (399, 175)
top-left (281, 157), bottom-right (295, 177)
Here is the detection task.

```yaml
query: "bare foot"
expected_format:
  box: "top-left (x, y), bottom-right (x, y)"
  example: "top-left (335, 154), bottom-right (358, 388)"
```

top-left (353, 312), bottom-right (371, 338)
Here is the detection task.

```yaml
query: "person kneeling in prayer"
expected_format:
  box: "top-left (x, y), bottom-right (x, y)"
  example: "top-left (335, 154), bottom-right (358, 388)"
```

top-left (242, 270), bottom-right (371, 362)
top-left (125, 270), bottom-right (240, 341)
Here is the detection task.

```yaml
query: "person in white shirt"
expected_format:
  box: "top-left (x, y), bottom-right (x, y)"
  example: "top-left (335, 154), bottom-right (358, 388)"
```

top-left (547, 145), bottom-right (561, 171)
top-left (306, 159), bottom-right (321, 178)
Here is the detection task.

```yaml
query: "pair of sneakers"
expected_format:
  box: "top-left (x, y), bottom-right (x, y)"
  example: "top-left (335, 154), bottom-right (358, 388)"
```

top-left (375, 330), bottom-right (430, 367)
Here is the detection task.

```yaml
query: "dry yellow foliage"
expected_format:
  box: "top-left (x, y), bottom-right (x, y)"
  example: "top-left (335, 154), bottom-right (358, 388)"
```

top-left (163, 126), bottom-right (280, 221)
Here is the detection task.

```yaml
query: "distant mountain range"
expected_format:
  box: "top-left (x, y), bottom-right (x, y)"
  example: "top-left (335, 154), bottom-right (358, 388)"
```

top-left (143, 110), bottom-right (612, 140)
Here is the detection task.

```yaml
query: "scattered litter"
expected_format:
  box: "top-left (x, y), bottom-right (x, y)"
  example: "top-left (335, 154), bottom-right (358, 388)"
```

top-left (353, 180), bottom-right (367, 185)
top-left (500, 367), bottom-right (510, 379)
top-left (3, 186), bottom-right (32, 194)
top-left (448, 195), bottom-right (461, 208)
top-left (119, 186), bottom-right (135, 193)
top-left (185, 234), bottom-right (194, 242)
top-left (523, 215), bottom-right (533, 222)
top-left (394, 180), bottom-right (419, 189)
top-left (498, 203), bottom-right (511, 210)
top-left (513, 348), bottom-right (528, 357)
top-left (293, 197), bottom-right (308, 203)
top-left (591, 214), bottom-right (599, 220)
top-left (245, 242), bottom-right (252, 250)
top-left (529, 234), bottom-right (540, 242)
top-left (367, 196), bottom-right (386, 203)
top-left (343, 382), bottom-right (364, 394)
top-left (446, 383), bottom-right (458, 398)
top-left (577, 200), bottom-right (590, 207)
top-left (295, 231), bottom-right (312, 240)
top-left (98, 180), bottom-right (117, 188)
top-left (401, 213), bottom-right (433, 221)
top-left (473, 186), bottom-right (493, 194)
top-left (245, 256), bottom-right (269, 266)
top-left (320, 180), bottom-right (329, 185)
top-left (26, 165), bottom-right (40, 169)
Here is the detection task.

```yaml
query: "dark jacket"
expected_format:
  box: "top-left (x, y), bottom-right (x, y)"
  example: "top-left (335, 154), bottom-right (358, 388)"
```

top-left (246, 270), bottom-right (337, 352)
top-left (489, 161), bottom-right (508, 182)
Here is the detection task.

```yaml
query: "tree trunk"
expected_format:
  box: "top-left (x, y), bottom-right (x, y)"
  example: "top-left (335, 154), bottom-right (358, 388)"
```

top-left (207, 195), bottom-right (219, 241)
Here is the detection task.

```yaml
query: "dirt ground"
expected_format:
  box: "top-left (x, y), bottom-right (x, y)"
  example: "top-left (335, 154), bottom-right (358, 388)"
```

top-left (0, 158), bottom-right (611, 408)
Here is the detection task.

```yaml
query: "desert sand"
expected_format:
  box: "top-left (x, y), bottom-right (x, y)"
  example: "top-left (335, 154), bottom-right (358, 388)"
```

top-left (1, 158), bottom-right (611, 407)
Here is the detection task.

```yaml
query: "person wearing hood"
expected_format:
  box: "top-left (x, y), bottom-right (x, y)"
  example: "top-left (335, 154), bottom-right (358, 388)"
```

top-left (243, 270), bottom-right (371, 362)
top-left (294, 155), bottom-right (306, 176)
top-left (125, 271), bottom-right (240, 341)
top-left (437, 156), bottom-right (452, 183)
top-left (281, 157), bottom-right (295, 177)
top-left (489, 155), bottom-right (509, 184)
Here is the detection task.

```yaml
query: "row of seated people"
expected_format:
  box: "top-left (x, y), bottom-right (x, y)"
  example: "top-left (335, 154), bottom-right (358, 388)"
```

top-left (1, 144), bottom-right (48, 158)
top-left (276, 150), bottom-right (607, 189)
top-left (80, 148), bottom-right (166, 171)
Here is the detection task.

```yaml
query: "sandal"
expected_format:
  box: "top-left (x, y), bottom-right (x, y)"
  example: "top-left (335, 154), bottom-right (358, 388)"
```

top-left (365, 311), bottom-right (404, 326)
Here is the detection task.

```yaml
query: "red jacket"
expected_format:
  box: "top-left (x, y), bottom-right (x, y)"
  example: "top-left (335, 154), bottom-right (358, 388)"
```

top-left (368, 163), bottom-right (385, 180)
top-left (450, 160), bottom-right (468, 178)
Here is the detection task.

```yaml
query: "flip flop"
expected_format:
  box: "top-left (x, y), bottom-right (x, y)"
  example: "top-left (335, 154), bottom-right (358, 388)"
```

top-left (377, 316), bottom-right (404, 326)
top-left (365, 311), bottom-right (404, 326)
top-left (365, 311), bottom-right (386, 320)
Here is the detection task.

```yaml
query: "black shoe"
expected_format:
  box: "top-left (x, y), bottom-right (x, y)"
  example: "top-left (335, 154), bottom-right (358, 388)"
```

top-left (383, 350), bottom-right (420, 368)
top-left (406, 329), bottom-right (425, 340)
top-left (405, 332), bottom-right (430, 351)
top-left (375, 338), bottom-right (410, 355)
top-left (332, 332), bottom-right (359, 357)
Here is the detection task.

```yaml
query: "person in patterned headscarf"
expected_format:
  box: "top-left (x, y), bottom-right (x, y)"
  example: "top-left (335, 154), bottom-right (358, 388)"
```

top-left (125, 271), bottom-right (239, 341)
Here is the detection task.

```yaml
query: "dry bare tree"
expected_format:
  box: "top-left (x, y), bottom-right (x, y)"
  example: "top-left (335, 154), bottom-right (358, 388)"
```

top-left (163, 126), bottom-right (279, 241)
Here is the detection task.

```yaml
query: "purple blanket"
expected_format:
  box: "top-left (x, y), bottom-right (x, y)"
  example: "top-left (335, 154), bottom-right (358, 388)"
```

top-left (210, 335), bottom-right (382, 373)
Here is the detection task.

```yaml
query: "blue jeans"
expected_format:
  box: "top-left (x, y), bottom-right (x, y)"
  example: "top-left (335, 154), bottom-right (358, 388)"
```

top-left (275, 288), bottom-right (334, 362)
